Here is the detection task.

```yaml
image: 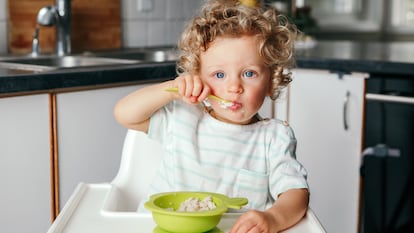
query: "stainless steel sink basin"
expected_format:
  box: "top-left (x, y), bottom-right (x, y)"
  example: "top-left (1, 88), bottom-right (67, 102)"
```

top-left (0, 47), bottom-right (179, 72)
top-left (0, 55), bottom-right (138, 72)
top-left (88, 48), bottom-right (179, 62)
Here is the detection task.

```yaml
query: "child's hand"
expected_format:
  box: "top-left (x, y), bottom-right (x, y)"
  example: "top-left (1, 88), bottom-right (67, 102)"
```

top-left (230, 210), bottom-right (278, 233)
top-left (230, 189), bottom-right (309, 233)
top-left (171, 74), bottom-right (210, 105)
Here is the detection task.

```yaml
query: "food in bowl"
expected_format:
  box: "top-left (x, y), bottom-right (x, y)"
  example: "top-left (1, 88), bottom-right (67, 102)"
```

top-left (144, 191), bottom-right (248, 233)
top-left (177, 195), bottom-right (216, 212)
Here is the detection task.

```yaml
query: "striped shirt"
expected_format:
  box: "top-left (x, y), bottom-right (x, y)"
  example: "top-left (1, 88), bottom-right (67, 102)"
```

top-left (146, 101), bottom-right (308, 210)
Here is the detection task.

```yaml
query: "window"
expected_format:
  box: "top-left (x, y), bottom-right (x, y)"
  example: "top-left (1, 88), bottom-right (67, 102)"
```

top-left (301, 0), bottom-right (361, 14)
top-left (390, 0), bottom-right (414, 26)
top-left (300, 0), bottom-right (414, 36)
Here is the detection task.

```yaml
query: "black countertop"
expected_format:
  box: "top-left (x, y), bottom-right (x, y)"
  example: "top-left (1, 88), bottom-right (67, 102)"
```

top-left (1, 40), bottom-right (414, 96)
top-left (0, 62), bottom-right (177, 96)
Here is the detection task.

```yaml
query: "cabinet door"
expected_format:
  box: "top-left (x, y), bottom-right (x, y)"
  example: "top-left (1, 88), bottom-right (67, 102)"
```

top-left (289, 68), bottom-right (366, 233)
top-left (56, 85), bottom-right (149, 208)
top-left (259, 90), bottom-right (289, 121)
top-left (0, 94), bottom-right (51, 233)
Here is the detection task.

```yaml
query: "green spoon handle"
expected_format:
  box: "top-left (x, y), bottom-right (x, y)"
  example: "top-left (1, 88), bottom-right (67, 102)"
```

top-left (164, 87), bottom-right (230, 103)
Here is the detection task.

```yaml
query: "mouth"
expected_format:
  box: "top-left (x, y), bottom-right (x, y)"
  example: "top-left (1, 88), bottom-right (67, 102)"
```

top-left (226, 101), bottom-right (242, 111)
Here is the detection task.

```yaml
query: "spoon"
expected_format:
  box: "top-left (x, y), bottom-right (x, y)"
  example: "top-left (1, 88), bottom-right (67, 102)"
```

top-left (165, 87), bottom-right (234, 109)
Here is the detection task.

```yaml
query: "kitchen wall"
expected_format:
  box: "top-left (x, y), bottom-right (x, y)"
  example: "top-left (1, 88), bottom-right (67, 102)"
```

top-left (0, 0), bottom-right (203, 54)
top-left (122, 0), bottom-right (203, 47)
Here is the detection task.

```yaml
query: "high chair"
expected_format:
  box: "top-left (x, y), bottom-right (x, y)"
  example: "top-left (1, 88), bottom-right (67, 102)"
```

top-left (47, 129), bottom-right (326, 233)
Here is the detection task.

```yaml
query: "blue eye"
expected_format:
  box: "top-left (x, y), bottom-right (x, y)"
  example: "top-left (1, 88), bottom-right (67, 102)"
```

top-left (244, 70), bottom-right (255, 78)
top-left (215, 72), bottom-right (225, 79)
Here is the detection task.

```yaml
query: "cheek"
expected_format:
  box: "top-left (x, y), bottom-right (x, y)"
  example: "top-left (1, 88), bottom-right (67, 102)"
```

top-left (246, 89), bottom-right (268, 109)
top-left (201, 75), bottom-right (216, 91)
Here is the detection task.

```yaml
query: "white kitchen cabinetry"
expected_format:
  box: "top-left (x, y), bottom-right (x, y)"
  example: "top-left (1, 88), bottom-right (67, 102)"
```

top-left (259, 91), bottom-right (289, 121)
top-left (258, 98), bottom-right (272, 118)
top-left (289, 68), bottom-right (366, 233)
top-left (0, 94), bottom-right (51, 233)
top-left (56, 84), bottom-right (149, 208)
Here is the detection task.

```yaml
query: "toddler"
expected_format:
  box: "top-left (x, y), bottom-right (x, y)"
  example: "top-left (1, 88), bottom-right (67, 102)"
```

top-left (114, 0), bottom-right (309, 232)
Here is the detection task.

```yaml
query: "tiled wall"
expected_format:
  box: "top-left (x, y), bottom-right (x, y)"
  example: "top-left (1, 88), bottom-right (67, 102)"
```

top-left (122, 0), bottom-right (203, 47)
top-left (0, 0), bottom-right (203, 54)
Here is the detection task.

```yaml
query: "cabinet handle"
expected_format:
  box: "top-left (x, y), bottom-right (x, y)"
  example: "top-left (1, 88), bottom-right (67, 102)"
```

top-left (366, 93), bottom-right (414, 105)
top-left (343, 91), bottom-right (350, 131)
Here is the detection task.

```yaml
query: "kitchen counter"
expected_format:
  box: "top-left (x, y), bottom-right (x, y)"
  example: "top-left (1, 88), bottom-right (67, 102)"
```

top-left (0, 62), bottom-right (176, 96)
top-left (1, 40), bottom-right (414, 96)
top-left (296, 41), bottom-right (414, 76)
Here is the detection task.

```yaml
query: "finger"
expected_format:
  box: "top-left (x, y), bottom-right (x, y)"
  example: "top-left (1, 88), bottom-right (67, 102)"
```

top-left (174, 76), bottom-right (186, 97)
top-left (184, 75), bottom-right (194, 97)
top-left (192, 75), bottom-right (203, 97)
top-left (198, 84), bottom-right (211, 102)
top-left (231, 223), bottom-right (256, 233)
top-left (231, 217), bottom-right (251, 233)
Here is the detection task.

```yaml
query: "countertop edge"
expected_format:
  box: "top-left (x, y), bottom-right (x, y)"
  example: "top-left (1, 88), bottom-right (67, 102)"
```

top-left (3, 40), bottom-right (414, 96)
top-left (0, 62), bottom-right (176, 97)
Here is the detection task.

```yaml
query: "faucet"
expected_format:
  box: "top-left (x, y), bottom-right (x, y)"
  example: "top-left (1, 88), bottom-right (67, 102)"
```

top-left (31, 26), bottom-right (41, 57)
top-left (36, 0), bottom-right (71, 56)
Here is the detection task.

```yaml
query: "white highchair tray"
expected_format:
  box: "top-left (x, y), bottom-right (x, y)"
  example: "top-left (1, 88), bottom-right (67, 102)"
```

top-left (47, 183), bottom-right (325, 233)
top-left (47, 130), bottom-right (326, 233)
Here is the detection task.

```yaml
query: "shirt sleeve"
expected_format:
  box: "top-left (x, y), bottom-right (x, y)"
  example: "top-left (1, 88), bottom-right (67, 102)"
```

top-left (148, 102), bottom-right (174, 144)
top-left (268, 123), bottom-right (309, 199)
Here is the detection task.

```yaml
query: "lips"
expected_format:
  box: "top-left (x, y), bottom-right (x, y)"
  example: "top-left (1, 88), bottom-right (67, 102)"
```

top-left (228, 102), bottom-right (242, 111)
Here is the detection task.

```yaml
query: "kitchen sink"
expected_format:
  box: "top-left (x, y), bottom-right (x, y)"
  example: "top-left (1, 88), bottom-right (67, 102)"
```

top-left (88, 47), bottom-right (179, 62)
top-left (0, 55), bottom-right (138, 72)
top-left (0, 47), bottom-right (179, 72)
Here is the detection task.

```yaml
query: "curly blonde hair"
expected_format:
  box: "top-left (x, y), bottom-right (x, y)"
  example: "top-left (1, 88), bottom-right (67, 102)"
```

top-left (177, 0), bottom-right (297, 100)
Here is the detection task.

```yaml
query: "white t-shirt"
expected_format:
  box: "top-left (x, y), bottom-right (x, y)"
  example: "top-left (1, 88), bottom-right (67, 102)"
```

top-left (146, 100), bottom-right (308, 210)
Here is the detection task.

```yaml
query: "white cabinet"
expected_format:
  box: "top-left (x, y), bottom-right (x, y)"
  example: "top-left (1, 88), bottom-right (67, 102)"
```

top-left (56, 84), bottom-right (149, 208)
top-left (259, 98), bottom-right (274, 119)
top-left (288, 68), bottom-right (366, 233)
top-left (0, 94), bottom-right (51, 233)
top-left (259, 90), bottom-right (289, 120)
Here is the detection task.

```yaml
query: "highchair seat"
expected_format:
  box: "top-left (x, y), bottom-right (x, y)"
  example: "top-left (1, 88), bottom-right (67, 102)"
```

top-left (47, 129), bottom-right (326, 233)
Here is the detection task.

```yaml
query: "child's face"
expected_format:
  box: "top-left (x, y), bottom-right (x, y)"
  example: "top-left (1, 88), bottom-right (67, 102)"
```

top-left (200, 35), bottom-right (271, 125)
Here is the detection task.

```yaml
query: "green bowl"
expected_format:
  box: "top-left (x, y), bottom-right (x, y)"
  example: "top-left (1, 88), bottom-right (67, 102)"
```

top-left (144, 191), bottom-right (248, 233)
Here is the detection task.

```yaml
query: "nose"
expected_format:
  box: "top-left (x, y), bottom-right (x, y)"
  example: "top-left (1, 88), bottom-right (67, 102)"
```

top-left (227, 77), bottom-right (243, 94)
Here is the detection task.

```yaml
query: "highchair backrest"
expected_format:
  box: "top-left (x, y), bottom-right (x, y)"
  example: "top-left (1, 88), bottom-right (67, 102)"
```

top-left (109, 129), bottom-right (163, 211)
